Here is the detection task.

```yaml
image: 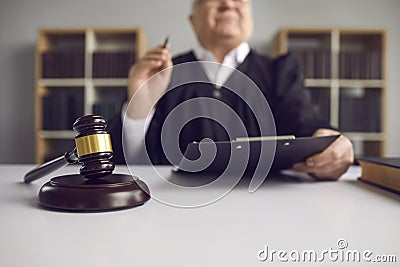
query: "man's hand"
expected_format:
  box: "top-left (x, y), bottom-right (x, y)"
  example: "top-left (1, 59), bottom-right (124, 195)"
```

top-left (292, 128), bottom-right (354, 180)
top-left (126, 45), bottom-right (173, 119)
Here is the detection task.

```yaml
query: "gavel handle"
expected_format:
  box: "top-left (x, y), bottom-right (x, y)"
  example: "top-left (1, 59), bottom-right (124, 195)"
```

top-left (24, 150), bottom-right (78, 183)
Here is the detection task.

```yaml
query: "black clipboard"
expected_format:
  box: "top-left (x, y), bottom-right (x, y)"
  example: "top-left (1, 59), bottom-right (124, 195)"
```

top-left (174, 135), bottom-right (340, 175)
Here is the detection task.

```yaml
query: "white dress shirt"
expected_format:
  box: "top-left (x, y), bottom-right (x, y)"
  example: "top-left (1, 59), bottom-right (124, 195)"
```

top-left (122, 42), bottom-right (250, 163)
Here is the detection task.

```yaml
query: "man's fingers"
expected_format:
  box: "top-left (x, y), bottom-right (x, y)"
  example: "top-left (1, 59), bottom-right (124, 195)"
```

top-left (292, 162), bottom-right (345, 181)
top-left (311, 165), bottom-right (349, 181)
top-left (292, 162), bottom-right (307, 172)
top-left (293, 161), bottom-right (335, 173)
top-left (295, 161), bottom-right (341, 174)
top-left (144, 50), bottom-right (169, 59)
top-left (306, 149), bottom-right (339, 168)
top-left (305, 138), bottom-right (344, 168)
top-left (292, 129), bottom-right (354, 181)
top-left (142, 54), bottom-right (165, 61)
top-left (135, 55), bottom-right (171, 72)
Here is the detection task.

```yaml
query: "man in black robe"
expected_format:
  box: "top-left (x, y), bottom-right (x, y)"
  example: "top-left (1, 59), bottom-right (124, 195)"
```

top-left (110, 0), bottom-right (354, 180)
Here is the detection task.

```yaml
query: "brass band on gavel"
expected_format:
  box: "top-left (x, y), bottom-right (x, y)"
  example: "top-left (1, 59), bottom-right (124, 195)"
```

top-left (75, 133), bottom-right (113, 157)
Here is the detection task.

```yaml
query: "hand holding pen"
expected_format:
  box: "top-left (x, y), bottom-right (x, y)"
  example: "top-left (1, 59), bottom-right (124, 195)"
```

top-left (126, 36), bottom-right (173, 119)
top-left (130, 35), bottom-right (171, 73)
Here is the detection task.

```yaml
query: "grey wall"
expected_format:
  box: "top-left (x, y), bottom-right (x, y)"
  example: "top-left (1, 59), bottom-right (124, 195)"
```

top-left (0, 0), bottom-right (399, 163)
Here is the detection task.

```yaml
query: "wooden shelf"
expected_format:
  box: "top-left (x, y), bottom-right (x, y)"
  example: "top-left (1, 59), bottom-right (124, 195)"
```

top-left (305, 79), bottom-right (385, 88)
top-left (273, 28), bottom-right (386, 157)
top-left (39, 130), bottom-right (76, 139)
top-left (338, 79), bottom-right (384, 88)
top-left (91, 78), bottom-right (128, 87)
top-left (39, 79), bottom-right (86, 87)
top-left (344, 132), bottom-right (385, 141)
top-left (304, 79), bottom-right (332, 88)
top-left (35, 27), bottom-right (146, 163)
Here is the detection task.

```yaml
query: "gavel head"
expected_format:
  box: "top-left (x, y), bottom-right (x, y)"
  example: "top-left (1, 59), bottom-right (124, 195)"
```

top-left (73, 115), bottom-right (115, 179)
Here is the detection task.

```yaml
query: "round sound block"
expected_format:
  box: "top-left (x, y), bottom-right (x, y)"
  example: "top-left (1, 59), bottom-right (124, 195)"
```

top-left (38, 174), bottom-right (150, 212)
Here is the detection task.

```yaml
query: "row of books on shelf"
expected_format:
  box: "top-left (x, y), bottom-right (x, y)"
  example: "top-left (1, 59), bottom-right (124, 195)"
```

top-left (92, 101), bottom-right (124, 122)
top-left (42, 91), bottom-right (84, 130)
top-left (42, 51), bottom-right (84, 78)
top-left (339, 50), bottom-right (382, 79)
top-left (308, 87), bottom-right (381, 132)
top-left (339, 88), bottom-right (381, 132)
top-left (290, 49), bottom-right (382, 80)
top-left (290, 49), bottom-right (331, 79)
top-left (41, 51), bottom-right (136, 78)
top-left (92, 51), bottom-right (136, 78)
top-left (42, 97), bottom-right (123, 131)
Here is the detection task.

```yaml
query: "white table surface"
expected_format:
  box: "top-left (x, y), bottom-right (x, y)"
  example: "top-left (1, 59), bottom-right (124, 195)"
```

top-left (0, 165), bottom-right (399, 267)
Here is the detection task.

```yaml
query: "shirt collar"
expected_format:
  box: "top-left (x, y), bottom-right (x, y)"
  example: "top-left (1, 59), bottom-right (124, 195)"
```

top-left (193, 42), bottom-right (250, 66)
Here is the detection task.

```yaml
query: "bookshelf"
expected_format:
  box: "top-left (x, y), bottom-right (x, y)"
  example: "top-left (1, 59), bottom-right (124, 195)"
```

top-left (35, 27), bottom-right (146, 163)
top-left (272, 28), bottom-right (386, 158)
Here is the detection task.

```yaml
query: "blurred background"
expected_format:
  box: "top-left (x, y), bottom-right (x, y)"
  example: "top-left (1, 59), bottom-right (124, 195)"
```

top-left (0, 0), bottom-right (399, 163)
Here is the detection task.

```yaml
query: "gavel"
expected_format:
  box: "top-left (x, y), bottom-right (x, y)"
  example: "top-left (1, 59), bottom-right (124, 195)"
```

top-left (24, 115), bottom-right (115, 183)
top-left (24, 115), bottom-right (150, 212)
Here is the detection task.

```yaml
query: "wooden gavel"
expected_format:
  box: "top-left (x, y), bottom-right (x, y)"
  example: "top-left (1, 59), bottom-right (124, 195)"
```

top-left (23, 114), bottom-right (150, 211)
top-left (24, 115), bottom-right (115, 183)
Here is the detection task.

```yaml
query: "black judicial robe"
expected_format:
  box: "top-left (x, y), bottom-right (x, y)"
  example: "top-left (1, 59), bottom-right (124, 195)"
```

top-left (109, 50), bottom-right (330, 164)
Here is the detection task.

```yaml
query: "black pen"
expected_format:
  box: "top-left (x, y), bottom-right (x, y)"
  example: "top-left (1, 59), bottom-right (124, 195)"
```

top-left (162, 36), bottom-right (169, 48)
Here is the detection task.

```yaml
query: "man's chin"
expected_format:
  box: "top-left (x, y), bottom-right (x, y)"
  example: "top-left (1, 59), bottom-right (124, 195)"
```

top-left (215, 30), bottom-right (242, 40)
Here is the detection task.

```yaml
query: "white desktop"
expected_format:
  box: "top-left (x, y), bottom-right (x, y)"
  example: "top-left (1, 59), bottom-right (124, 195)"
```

top-left (0, 165), bottom-right (398, 266)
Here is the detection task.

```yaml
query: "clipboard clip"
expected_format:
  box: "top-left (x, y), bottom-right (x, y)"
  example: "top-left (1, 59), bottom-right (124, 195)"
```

top-left (235, 135), bottom-right (296, 142)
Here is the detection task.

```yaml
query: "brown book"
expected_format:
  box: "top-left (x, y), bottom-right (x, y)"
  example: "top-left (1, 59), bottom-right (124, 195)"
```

top-left (358, 157), bottom-right (400, 194)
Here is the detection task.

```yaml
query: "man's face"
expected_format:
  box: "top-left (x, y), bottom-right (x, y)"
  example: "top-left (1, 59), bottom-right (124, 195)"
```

top-left (190, 0), bottom-right (253, 47)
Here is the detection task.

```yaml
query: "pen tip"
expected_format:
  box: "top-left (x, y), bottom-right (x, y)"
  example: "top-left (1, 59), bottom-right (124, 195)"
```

top-left (163, 36), bottom-right (170, 48)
